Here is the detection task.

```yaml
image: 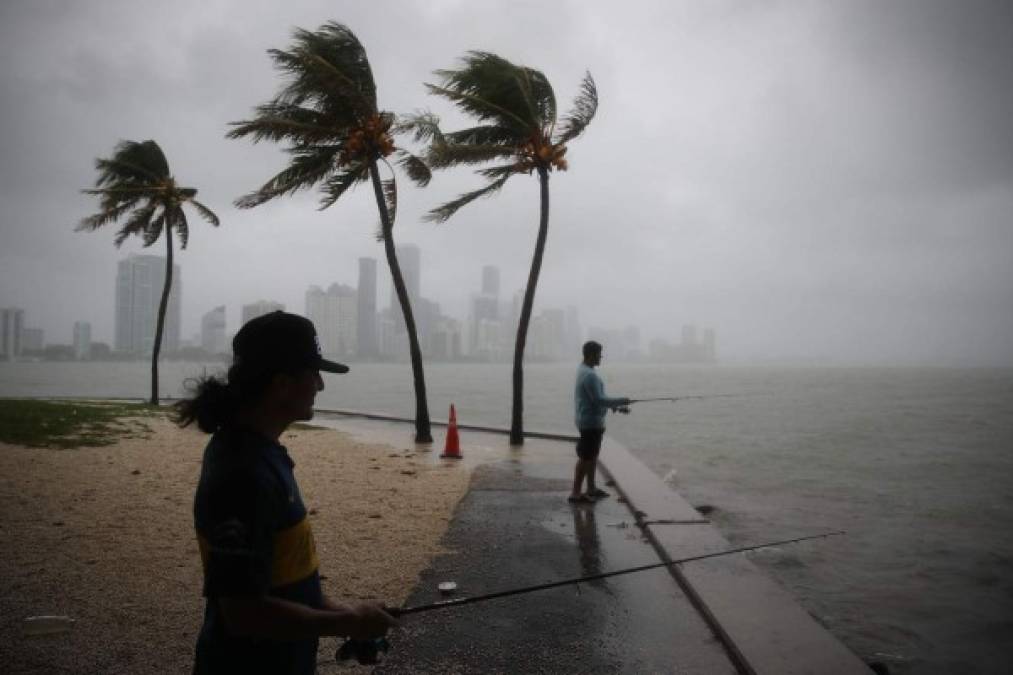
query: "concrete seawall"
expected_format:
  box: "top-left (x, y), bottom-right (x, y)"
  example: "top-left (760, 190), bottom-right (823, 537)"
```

top-left (597, 437), bottom-right (870, 674)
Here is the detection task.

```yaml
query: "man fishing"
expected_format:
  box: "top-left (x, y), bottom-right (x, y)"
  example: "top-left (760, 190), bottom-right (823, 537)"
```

top-left (570, 341), bottom-right (631, 503)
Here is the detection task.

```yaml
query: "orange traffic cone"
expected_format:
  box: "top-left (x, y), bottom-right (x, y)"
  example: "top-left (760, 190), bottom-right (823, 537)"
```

top-left (441, 404), bottom-right (462, 458)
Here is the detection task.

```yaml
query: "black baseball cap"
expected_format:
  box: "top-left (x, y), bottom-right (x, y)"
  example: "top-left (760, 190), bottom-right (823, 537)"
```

top-left (233, 311), bottom-right (349, 374)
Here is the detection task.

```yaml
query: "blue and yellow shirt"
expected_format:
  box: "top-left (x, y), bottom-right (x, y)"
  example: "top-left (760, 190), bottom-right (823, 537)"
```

top-left (193, 427), bottom-right (322, 675)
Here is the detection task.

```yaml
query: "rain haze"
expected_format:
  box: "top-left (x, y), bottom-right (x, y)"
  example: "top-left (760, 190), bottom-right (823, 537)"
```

top-left (1, 0), bottom-right (1012, 366)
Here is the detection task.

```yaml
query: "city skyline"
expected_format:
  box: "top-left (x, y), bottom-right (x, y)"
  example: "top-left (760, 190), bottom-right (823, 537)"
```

top-left (0, 250), bottom-right (717, 364)
top-left (2, 2), bottom-right (1010, 366)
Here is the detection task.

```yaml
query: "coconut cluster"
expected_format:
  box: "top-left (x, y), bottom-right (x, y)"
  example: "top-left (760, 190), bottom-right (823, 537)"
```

top-left (516, 135), bottom-right (568, 173)
top-left (340, 114), bottom-right (396, 165)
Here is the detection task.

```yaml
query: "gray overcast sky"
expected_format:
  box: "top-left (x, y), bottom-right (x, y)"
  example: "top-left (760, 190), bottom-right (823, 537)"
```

top-left (1, 0), bottom-right (1011, 366)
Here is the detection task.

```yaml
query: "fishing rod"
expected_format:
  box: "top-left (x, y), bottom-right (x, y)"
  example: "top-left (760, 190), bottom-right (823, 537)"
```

top-left (337, 530), bottom-right (844, 663)
top-left (615, 393), bottom-right (747, 414)
top-left (395, 529), bottom-right (842, 616)
top-left (628, 393), bottom-right (746, 404)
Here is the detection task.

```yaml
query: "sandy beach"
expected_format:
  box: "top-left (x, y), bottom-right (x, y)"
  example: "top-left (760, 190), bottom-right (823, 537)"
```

top-left (0, 415), bottom-right (472, 674)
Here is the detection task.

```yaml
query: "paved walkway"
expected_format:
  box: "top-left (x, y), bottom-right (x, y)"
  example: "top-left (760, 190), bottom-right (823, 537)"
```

top-left (314, 413), bottom-right (871, 675)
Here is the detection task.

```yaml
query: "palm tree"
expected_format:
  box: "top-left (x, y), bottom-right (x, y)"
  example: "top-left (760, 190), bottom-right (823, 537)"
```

top-left (228, 22), bottom-right (434, 443)
top-left (421, 52), bottom-right (597, 445)
top-left (77, 139), bottom-right (220, 405)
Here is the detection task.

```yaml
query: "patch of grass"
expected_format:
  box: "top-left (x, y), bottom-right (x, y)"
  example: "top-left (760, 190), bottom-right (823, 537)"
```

top-left (0, 399), bottom-right (167, 449)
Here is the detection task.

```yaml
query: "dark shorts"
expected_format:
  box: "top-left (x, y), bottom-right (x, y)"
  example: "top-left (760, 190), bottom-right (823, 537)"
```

top-left (576, 428), bottom-right (605, 460)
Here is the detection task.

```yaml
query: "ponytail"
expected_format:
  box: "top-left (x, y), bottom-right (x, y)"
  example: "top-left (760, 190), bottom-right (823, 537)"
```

top-left (173, 362), bottom-right (282, 433)
top-left (173, 374), bottom-right (236, 433)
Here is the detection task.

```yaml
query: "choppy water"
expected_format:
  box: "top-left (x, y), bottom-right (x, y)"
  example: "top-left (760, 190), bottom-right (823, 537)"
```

top-left (2, 361), bottom-right (1012, 674)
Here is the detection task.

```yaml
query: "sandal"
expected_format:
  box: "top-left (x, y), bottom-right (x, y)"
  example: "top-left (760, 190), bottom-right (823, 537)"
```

top-left (567, 494), bottom-right (593, 504)
top-left (587, 488), bottom-right (610, 499)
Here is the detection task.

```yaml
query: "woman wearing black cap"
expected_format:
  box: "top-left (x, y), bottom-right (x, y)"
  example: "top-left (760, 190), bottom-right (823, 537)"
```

top-left (175, 311), bottom-right (395, 674)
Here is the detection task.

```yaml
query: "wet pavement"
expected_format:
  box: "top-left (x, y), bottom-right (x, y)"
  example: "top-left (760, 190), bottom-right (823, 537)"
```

top-left (314, 413), bottom-right (871, 675)
top-left (347, 426), bottom-right (737, 674)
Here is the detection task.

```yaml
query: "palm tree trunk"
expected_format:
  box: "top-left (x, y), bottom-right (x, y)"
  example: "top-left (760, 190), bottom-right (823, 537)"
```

top-left (150, 228), bottom-right (173, 406)
top-left (368, 160), bottom-right (433, 443)
top-left (510, 166), bottom-right (551, 445)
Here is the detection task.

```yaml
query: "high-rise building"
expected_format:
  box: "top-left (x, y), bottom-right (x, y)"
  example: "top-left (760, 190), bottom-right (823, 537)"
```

top-left (469, 266), bottom-right (502, 358)
top-left (681, 324), bottom-right (698, 348)
top-left (357, 257), bottom-right (378, 358)
top-left (200, 306), bottom-right (227, 355)
top-left (21, 327), bottom-right (44, 353)
top-left (306, 284), bottom-right (357, 357)
top-left (703, 328), bottom-right (717, 362)
top-left (481, 265), bottom-right (500, 297)
top-left (241, 300), bottom-right (285, 326)
top-left (73, 321), bottom-right (92, 360)
top-left (1, 308), bottom-right (24, 360)
top-left (115, 254), bottom-right (181, 356)
top-left (430, 316), bottom-right (463, 360)
top-left (529, 308), bottom-right (567, 361)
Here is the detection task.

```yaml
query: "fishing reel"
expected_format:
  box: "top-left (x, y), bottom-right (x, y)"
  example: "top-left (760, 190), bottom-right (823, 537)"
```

top-left (615, 405), bottom-right (631, 415)
top-left (336, 636), bottom-right (391, 665)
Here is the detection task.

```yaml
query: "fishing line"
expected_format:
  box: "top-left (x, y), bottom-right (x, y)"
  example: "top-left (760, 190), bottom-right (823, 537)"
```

top-left (392, 530), bottom-right (844, 616)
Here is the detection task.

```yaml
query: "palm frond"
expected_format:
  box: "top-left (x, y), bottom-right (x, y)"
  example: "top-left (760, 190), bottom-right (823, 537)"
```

top-left (142, 211), bottom-right (167, 247)
top-left (428, 142), bottom-right (515, 169)
top-left (235, 144), bottom-right (343, 208)
top-left (120, 201), bottom-right (159, 240)
top-left (515, 65), bottom-right (557, 133)
top-left (394, 149), bottom-right (432, 187)
top-left (318, 161), bottom-right (369, 210)
top-left (76, 200), bottom-right (137, 232)
top-left (173, 208), bottom-right (190, 249)
top-left (554, 72), bottom-right (598, 145)
top-left (227, 103), bottom-right (342, 144)
top-left (478, 163), bottom-right (523, 179)
top-left (394, 111), bottom-right (445, 145)
top-left (443, 125), bottom-right (522, 146)
top-left (188, 198), bottom-right (220, 227)
top-left (94, 140), bottom-right (171, 186)
top-left (424, 173), bottom-right (512, 223)
top-left (425, 83), bottom-right (532, 135)
top-left (268, 22), bottom-right (377, 120)
top-left (83, 186), bottom-right (161, 215)
top-left (428, 52), bottom-right (554, 132)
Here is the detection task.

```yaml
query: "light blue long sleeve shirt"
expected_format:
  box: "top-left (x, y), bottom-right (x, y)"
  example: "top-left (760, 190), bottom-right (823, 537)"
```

top-left (574, 363), bottom-right (627, 430)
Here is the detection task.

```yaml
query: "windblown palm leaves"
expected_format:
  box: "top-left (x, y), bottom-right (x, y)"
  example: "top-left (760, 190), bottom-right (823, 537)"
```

top-left (419, 51), bottom-right (597, 222)
top-left (228, 22), bottom-right (434, 443)
top-left (77, 139), bottom-right (220, 405)
top-left (420, 52), bottom-right (598, 444)
top-left (77, 140), bottom-right (220, 248)
top-left (227, 22), bottom-right (431, 226)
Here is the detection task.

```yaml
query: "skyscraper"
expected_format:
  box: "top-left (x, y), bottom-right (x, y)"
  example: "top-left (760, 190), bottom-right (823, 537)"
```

top-left (469, 265), bottom-right (501, 358)
top-left (1, 308), bottom-right (25, 360)
top-left (241, 300), bottom-right (285, 326)
top-left (481, 265), bottom-right (500, 297)
top-left (357, 257), bottom-right (378, 357)
top-left (21, 327), bottom-right (43, 353)
top-left (73, 321), bottom-right (92, 360)
top-left (115, 254), bottom-right (181, 357)
top-left (306, 284), bottom-right (357, 357)
top-left (200, 306), bottom-right (227, 355)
